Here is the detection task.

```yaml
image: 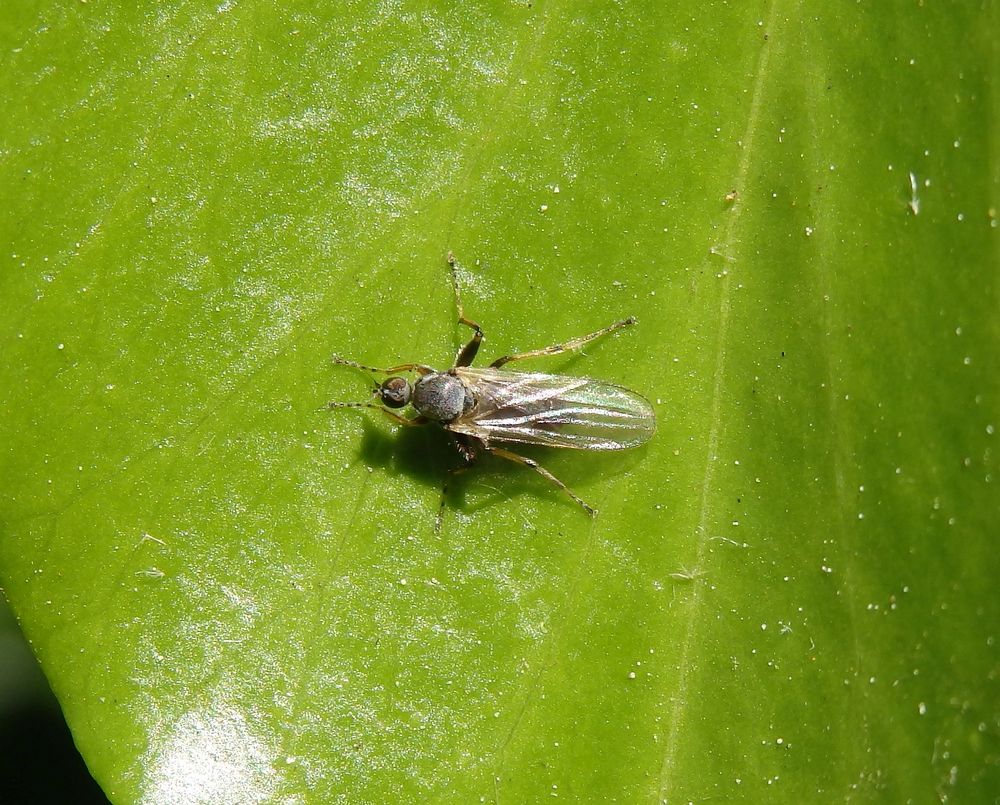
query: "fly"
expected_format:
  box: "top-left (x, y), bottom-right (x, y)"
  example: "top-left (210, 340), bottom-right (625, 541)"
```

top-left (327, 253), bottom-right (656, 529)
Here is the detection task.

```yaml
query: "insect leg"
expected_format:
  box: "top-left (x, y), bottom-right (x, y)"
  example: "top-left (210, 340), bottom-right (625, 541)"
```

top-left (436, 433), bottom-right (481, 532)
top-left (487, 446), bottom-right (597, 516)
top-left (331, 357), bottom-right (433, 376)
top-left (447, 252), bottom-right (484, 367)
top-left (489, 317), bottom-right (636, 368)
top-left (325, 401), bottom-right (428, 427)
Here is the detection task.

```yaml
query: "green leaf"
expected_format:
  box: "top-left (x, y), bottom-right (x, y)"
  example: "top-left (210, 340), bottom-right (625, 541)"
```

top-left (1, 2), bottom-right (997, 801)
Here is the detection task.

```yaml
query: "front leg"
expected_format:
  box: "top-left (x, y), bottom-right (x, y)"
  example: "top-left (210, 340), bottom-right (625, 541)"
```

top-left (448, 252), bottom-right (485, 367)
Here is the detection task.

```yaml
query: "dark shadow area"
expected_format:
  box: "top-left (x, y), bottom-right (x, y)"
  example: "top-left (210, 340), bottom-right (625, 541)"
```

top-left (0, 598), bottom-right (109, 804)
top-left (0, 705), bottom-right (110, 804)
top-left (351, 413), bottom-right (651, 523)
top-left (355, 416), bottom-right (454, 489)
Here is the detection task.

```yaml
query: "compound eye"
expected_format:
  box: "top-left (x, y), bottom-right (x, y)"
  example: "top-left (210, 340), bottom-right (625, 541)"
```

top-left (380, 376), bottom-right (411, 409)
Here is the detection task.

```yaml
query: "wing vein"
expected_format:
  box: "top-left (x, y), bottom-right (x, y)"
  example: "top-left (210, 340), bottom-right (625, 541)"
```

top-left (450, 368), bottom-right (656, 450)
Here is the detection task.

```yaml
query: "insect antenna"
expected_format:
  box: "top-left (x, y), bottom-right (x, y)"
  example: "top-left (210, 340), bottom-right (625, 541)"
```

top-left (331, 356), bottom-right (389, 374)
top-left (324, 385), bottom-right (428, 427)
top-left (325, 400), bottom-right (383, 412)
top-left (331, 356), bottom-right (427, 375)
top-left (319, 385), bottom-right (380, 413)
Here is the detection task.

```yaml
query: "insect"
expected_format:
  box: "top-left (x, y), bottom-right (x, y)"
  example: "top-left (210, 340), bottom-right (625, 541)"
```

top-left (327, 254), bottom-right (656, 529)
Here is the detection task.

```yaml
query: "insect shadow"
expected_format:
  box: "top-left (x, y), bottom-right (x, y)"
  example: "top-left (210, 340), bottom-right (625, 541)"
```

top-left (352, 415), bottom-right (638, 522)
top-left (354, 417), bottom-right (451, 491)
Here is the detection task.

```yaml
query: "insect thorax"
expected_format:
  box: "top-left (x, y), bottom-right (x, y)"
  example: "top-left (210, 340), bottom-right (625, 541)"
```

top-left (412, 372), bottom-right (474, 422)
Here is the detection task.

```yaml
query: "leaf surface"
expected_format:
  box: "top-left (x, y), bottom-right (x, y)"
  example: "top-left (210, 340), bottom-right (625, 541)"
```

top-left (1, 2), bottom-right (997, 801)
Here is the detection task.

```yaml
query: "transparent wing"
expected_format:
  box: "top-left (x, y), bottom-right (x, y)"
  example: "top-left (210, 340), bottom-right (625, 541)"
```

top-left (450, 367), bottom-right (656, 450)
